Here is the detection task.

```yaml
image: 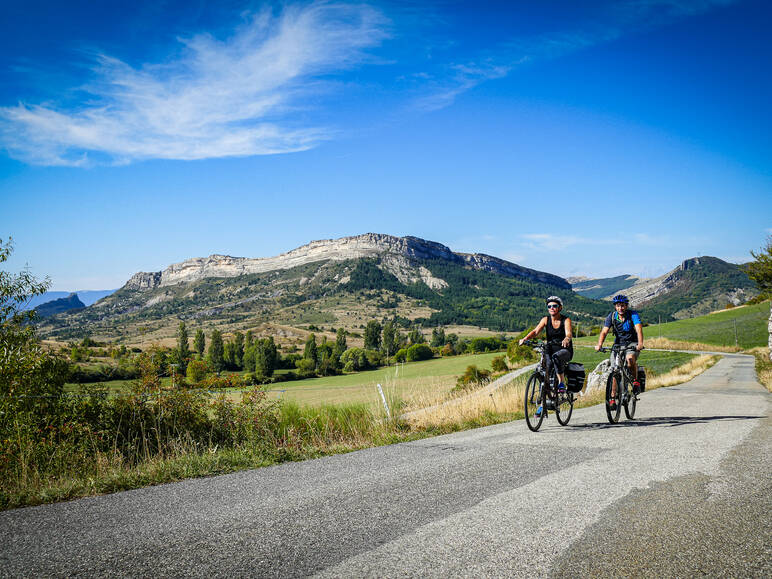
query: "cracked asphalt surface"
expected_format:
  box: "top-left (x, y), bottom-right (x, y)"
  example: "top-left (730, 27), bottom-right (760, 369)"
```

top-left (0, 354), bottom-right (769, 577)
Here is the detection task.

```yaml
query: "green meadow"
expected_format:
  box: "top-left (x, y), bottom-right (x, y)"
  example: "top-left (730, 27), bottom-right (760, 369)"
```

top-left (575, 300), bottom-right (770, 350)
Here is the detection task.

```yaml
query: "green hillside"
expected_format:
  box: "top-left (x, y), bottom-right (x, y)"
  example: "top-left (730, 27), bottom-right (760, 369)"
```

top-left (571, 275), bottom-right (637, 299)
top-left (577, 300), bottom-right (769, 349)
top-left (641, 257), bottom-right (757, 321)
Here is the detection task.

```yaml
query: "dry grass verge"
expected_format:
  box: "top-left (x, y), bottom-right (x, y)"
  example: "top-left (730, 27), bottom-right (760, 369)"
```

top-left (747, 347), bottom-right (772, 392)
top-left (645, 337), bottom-right (740, 353)
top-left (645, 354), bottom-right (719, 388)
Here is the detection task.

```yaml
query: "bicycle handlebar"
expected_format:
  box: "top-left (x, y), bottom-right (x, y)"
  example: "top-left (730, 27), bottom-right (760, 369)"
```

top-left (598, 344), bottom-right (644, 353)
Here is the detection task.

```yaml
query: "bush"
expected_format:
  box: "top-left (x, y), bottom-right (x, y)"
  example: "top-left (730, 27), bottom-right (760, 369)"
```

top-left (491, 355), bottom-right (508, 373)
top-left (393, 348), bottom-right (408, 363)
top-left (186, 359), bottom-right (209, 384)
top-left (406, 344), bottom-right (433, 362)
top-left (340, 347), bottom-right (371, 372)
top-left (453, 365), bottom-right (491, 392)
top-left (440, 343), bottom-right (456, 356)
top-left (506, 340), bottom-right (537, 365)
top-left (295, 358), bottom-right (317, 378)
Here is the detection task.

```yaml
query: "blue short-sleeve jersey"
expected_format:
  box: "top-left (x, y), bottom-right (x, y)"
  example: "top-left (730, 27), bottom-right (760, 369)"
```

top-left (604, 310), bottom-right (642, 344)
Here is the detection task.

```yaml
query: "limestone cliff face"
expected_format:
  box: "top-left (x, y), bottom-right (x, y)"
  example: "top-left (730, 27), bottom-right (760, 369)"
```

top-left (122, 233), bottom-right (570, 291)
top-left (625, 258), bottom-right (710, 305)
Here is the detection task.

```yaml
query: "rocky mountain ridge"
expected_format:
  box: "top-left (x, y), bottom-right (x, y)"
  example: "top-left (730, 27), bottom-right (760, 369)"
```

top-left (125, 233), bottom-right (570, 291)
top-left (572, 256), bottom-right (757, 319)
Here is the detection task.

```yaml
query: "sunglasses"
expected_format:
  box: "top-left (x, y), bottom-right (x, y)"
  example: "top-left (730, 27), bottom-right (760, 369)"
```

top-left (547, 304), bottom-right (560, 309)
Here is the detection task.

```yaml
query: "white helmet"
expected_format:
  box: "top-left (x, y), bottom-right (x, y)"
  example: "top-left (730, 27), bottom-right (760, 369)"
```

top-left (546, 296), bottom-right (563, 307)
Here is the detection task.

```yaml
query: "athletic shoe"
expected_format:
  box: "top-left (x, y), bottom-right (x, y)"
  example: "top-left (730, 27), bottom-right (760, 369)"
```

top-left (633, 381), bottom-right (641, 395)
top-left (557, 382), bottom-right (566, 393)
top-left (535, 405), bottom-right (543, 417)
top-left (608, 399), bottom-right (617, 409)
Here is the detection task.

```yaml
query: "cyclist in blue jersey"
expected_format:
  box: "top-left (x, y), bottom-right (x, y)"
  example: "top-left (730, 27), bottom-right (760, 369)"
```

top-left (595, 294), bottom-right (644, 407)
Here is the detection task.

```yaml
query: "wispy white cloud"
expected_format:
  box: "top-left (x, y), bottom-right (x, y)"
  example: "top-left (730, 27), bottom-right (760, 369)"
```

top-left (415, 0), bottom-right (736, 111)
top-left (413, 60), bottom-right (511, 112)
top-left (520, 232), bottom-right (672, 252)
top-left (521, 233), bottom-right (608, 251)
top-left (0, 2), bottom-right (388, 166)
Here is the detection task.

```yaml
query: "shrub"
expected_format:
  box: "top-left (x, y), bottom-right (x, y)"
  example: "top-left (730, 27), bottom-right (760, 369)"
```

top-left (453, 365), bottom-right (491, 392)
top-left (295, 358), bottom-right (317, 378)
top-left (406, 344), bottom-right (433, 362)
top-left (440, 343), bottom-right (456, 356)
top-left (340, 347), bottom-right (370, 372)
top-left (491, 355), bottom-right (508, 373)
top-left (506, 340), bottom-right (537, 365)
top-left (393, 348), bottom-right (408, 363)
top-left (186, 359), bottom-right (209, 384)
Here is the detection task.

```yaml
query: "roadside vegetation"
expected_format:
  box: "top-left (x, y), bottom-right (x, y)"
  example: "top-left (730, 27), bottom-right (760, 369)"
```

top-left (3, 236), bottom-right (769, 510)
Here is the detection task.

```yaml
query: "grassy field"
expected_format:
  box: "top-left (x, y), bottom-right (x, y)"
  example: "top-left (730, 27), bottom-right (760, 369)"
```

top-left (264, 352), bottom-right (506, 407)
top-left (65, 347), bottom-right (698, 410)
top-left (575, 300), bottom-right (770, 350)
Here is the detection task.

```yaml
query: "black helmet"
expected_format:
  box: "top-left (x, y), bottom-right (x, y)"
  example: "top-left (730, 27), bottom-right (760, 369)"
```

top-left (546, 296), bottom-right (563, 307)
top-left (612, 294), bottom-right (629, 304)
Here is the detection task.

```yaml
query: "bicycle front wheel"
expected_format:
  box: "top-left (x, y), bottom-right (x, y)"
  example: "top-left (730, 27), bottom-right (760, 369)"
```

top-left (524, 373), bottom-right (545, 432)
top-left (624, 374), bottom-right (637, 420)
top-left (555, 391), bottom-right (574, 426)
top-left (605, 372), bottom-right (621, 424)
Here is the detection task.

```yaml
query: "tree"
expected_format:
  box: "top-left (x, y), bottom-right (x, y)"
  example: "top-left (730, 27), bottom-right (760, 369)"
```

top-left (176, 321), bottom-right (190, 373)
top-left (745, 236), bottom-right (772, 360)
top-left (186, 359), bottom-right (209, 383)
top-left (233, 332), bottom-right (245, 369)
top-left (408, 328), bottom-right (425, 345)
top-left (382, 320), bottom-right (397, 357)
top-left (332, 327), bottom-right (347, 365)
top-left (303, 333), bottom-right (318, 366)
top-left (431, 327), bottom-right (446, 348)
top-left (194, 329), bottom-right (206, 357)
top-left (255, 337), bottom-right (278, 378)
top-left (223, 341), bottom-right (237, 370)
top-left (746, 235), bottom-right (772, 297)
top-left (0, 237), bottom-right (69, 418)
top-left (245, 330), bottom-right (254, 350)
top-left (364, 320), bottom-right (382, 351)
top-left (207, 329), bottom-right (225, 372)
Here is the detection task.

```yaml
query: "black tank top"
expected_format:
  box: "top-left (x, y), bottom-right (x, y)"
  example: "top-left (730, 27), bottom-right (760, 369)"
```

top-left (545, 315), bottom-right (572, 352)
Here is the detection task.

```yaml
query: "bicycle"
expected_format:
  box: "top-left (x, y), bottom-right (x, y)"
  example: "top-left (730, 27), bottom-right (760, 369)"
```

top-left (522, 340), bottom-right (574, 432)
top-left (599, 344), bottom-right (644, 424)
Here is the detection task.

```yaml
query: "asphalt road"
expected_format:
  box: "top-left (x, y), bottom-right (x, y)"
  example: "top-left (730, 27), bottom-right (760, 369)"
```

top-left (1, 354), bottom-right (769, 578)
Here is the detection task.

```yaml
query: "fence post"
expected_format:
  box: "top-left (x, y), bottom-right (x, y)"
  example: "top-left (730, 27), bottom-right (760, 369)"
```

top-left (377, 384), bottom-right (391, 419)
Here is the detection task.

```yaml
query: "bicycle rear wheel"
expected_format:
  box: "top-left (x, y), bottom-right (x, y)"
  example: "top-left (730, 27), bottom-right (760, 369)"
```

top-left (555, 391), bottom-right (574, 425)
top-left (624, 373), bottom-right (637, 419)
top-left (524, 373), bottom-right (545, 432)
top-left (605, 373), bottom-right (621, 424)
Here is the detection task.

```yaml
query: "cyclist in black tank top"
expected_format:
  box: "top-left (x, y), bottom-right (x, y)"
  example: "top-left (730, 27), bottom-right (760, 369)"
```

top-left (519, 296), bottom-right (574, 392)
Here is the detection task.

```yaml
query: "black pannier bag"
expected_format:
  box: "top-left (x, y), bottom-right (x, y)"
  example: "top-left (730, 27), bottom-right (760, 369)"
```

top-left (637, 366), bottom-right (646, 392)
top-left (566, 362), bottom-right (585, 393)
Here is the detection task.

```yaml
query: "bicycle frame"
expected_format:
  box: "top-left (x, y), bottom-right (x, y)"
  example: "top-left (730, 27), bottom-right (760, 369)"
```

top-left (606, 344), bottom-right (637, 400)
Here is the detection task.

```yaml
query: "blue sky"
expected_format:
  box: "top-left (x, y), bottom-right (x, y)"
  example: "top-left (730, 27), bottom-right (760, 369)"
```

top-left (1, 0), bottom-right (770, 290)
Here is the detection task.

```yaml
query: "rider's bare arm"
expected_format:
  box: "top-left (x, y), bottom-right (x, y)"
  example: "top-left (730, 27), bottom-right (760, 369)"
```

top-left (635, 323), bottom-right (644, 350)
top-left (519, 316), bottom-right (548, 345)
top-left (595, 326), bottom-right (610, 351)
top-left (563, 317), bottom-right (573, 348)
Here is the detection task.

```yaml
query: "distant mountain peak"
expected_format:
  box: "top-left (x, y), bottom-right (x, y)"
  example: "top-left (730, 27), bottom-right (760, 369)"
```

top-left (34, 292), bottom-right (85, 318)
top-left (124, 233), bottom-right (570, 291)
